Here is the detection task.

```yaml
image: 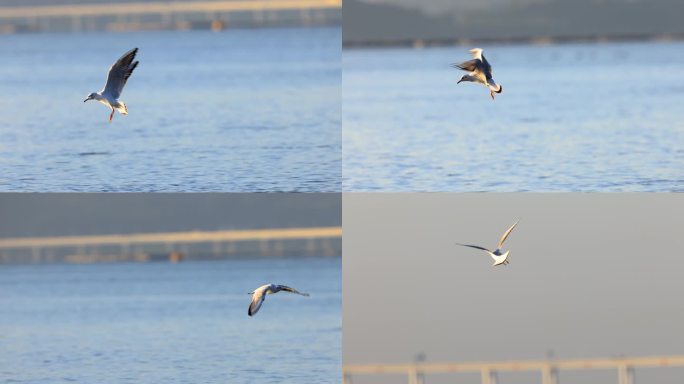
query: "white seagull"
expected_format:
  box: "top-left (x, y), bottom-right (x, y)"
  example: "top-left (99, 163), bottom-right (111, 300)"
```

top-left (84, 48), bottom-right (139, 123)
top-left (248, 283), bottom-right (310, 317)
top-left (452, 48), bottom-right (503, 100)
top-left (456, 219), bottom-right (519, 266)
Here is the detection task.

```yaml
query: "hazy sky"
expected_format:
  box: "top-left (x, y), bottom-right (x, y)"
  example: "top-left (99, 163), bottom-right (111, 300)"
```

top-left (343, 194), bottom-right (684, 383)
top-left (362, 0), bottom-right (545, 13)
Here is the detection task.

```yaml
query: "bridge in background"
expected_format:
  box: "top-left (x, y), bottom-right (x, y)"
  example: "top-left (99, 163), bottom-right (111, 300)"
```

top-left (0, 0), bottom-right (341, 18)
top-left (0, 226), bottom-right (342, 263)
top-left (0, 0), bottom-right (341, 33)
top-left (343, 355), bottom-right (684, 384)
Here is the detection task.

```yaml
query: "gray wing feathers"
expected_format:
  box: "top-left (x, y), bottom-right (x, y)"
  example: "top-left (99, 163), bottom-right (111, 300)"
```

top-left (277, 285), bottom-right (310, 296)
top-left (456, 243), bottom-right (493, 253)
top-left (480, 54), bottom-right (493, 76)
top-left (453, 59), bottom-right (481, 72)
top-left (103, 48), bottom-right (139, 99)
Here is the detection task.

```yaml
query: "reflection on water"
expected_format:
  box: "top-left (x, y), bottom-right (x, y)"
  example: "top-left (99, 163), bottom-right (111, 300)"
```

top-left (0, 27), bottom-right (341, 192)
top-left (0, 258), bottom-right (341, 383)
top-left (343, 41), bottom-right (684, 191)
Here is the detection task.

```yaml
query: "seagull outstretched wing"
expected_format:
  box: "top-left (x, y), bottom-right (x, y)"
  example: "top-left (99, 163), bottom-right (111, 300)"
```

top-left (248, 290), bottom-right (266, 316)
top-left (481, 54), bottom-right (493, 79)
top-left (452, 59), bottom-right (481, 72)
top-left (497, 219), bottom-right (519, 249)
top-left (103, 48), bottom-right (139, 100)
top-left (276, 285), bottom-right (310, 296)
top-left (456, 243), bottom-right (493, 253)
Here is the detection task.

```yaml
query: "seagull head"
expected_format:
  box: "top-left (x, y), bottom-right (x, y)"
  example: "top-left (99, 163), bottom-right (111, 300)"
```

top-left (457, 74), bottom-right (474, 84)
top-left (83, 92), bottom-right (97, 103)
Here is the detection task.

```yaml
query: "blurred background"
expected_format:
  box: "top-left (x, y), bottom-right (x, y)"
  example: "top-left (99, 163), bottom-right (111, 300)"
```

top-left (0, 193), bottom-right (341, 263)
top-left (342, 0), bottom-right (684, 192)
top-left (344, 0), bottom-right (683, 46)
top-left (0, 0), bottom-right (341, 192)
top-left (1, 0), bottom-right (340, 34)
top-left (0, 193), bottom-right (341, 383)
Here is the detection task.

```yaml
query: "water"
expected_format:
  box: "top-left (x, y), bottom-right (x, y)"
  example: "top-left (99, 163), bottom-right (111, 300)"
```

top-left (0, 28), bottom-right (340, 191)
top-left (0, 258), bottom-right (341, 383)
top-left (343, 41), bottom-right (684, 191)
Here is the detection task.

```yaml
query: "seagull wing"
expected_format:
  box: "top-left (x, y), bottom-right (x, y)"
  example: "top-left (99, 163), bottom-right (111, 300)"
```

top-left (248, 290), bottom-right (266, 316)
top-left (103, 48), bottom-right (139, 100)
top-left (456, 243), bottom-right (493, 253)
top-left (276, 285), bottom-right (310, 296)
top-left (498, 219), bottom-right (520, 249)
top-left (469, 48), bottom-right (484, 59)
top-left (452, 59), bottom-right (481, 72)
top-left (480, 54), bottom-right (493, 79)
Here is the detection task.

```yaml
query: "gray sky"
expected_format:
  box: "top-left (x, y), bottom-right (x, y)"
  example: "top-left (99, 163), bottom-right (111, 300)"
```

top-left (343, 193), bottom-right (684, 383)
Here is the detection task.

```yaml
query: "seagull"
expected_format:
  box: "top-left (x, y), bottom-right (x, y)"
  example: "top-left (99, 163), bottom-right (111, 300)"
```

top-left (247, 284), bottom-right (310, 317)
top-left (456, 219), bottom-right (519, 266)
top-left (84, 48), bottom-right (139, 123)
top-left (452, 48), bottom-right (502, 100)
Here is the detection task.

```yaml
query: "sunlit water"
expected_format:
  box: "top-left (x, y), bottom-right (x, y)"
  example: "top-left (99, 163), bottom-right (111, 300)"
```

top-left (0, 28), bottom-right (340, 191)
top-left (0, 258), bottom-right (341, 383)
top-left (343, 41), bottom-right (684, 191)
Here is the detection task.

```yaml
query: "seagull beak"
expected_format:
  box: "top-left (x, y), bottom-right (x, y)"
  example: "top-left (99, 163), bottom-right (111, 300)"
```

top-left (83, 97), bottom-right (89, 103)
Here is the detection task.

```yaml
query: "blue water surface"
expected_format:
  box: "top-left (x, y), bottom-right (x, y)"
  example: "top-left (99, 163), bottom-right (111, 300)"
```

top-left (343, 41), bottom-right (684, 191)
top-left (0, 258), bottom-right (341, 383)
top-left (0, 27), bottom-right (341, 191)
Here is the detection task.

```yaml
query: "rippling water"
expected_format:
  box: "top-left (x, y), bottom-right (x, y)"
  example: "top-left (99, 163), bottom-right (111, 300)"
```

top-left (0, 258), bottom-right (341, 383)
top-left (343, 41), bottom-right (684, 191)
top-left (0, 28), bottom-right (340, 191)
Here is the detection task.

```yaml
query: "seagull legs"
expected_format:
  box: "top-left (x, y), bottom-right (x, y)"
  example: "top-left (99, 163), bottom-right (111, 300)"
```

top-left (109, 108), bottom-right (114, 123)
top-left (490, 90), bottom-right (495, 100)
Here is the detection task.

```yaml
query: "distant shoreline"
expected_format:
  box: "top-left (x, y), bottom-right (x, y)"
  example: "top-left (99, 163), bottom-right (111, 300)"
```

top-left (343, 33), bottom-right (684, 49)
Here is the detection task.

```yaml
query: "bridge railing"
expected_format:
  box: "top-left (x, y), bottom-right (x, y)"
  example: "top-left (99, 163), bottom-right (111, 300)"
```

top-left (343, 355), bottom-right (684, 384)
top-left (0, 226), bottom-right (342, 263)
top-left (0, 226), bottom-right (342, 249)
top-left (0, 0), bottom-right (342, 19)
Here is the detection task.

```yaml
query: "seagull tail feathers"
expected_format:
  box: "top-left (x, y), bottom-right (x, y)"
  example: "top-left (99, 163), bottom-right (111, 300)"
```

top-left (114, 102), bottom-right (128, 115)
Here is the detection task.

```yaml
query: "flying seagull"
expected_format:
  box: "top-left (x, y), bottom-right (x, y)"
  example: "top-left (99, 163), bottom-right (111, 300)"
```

top-left (456, 219), bottom-right (519, 266)
top-left (452, 48), bottom-right (502, 100)
top-left (84, 48), bottom-right (139, 123)
top-left (248, 283), bottom-right (310, 317)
